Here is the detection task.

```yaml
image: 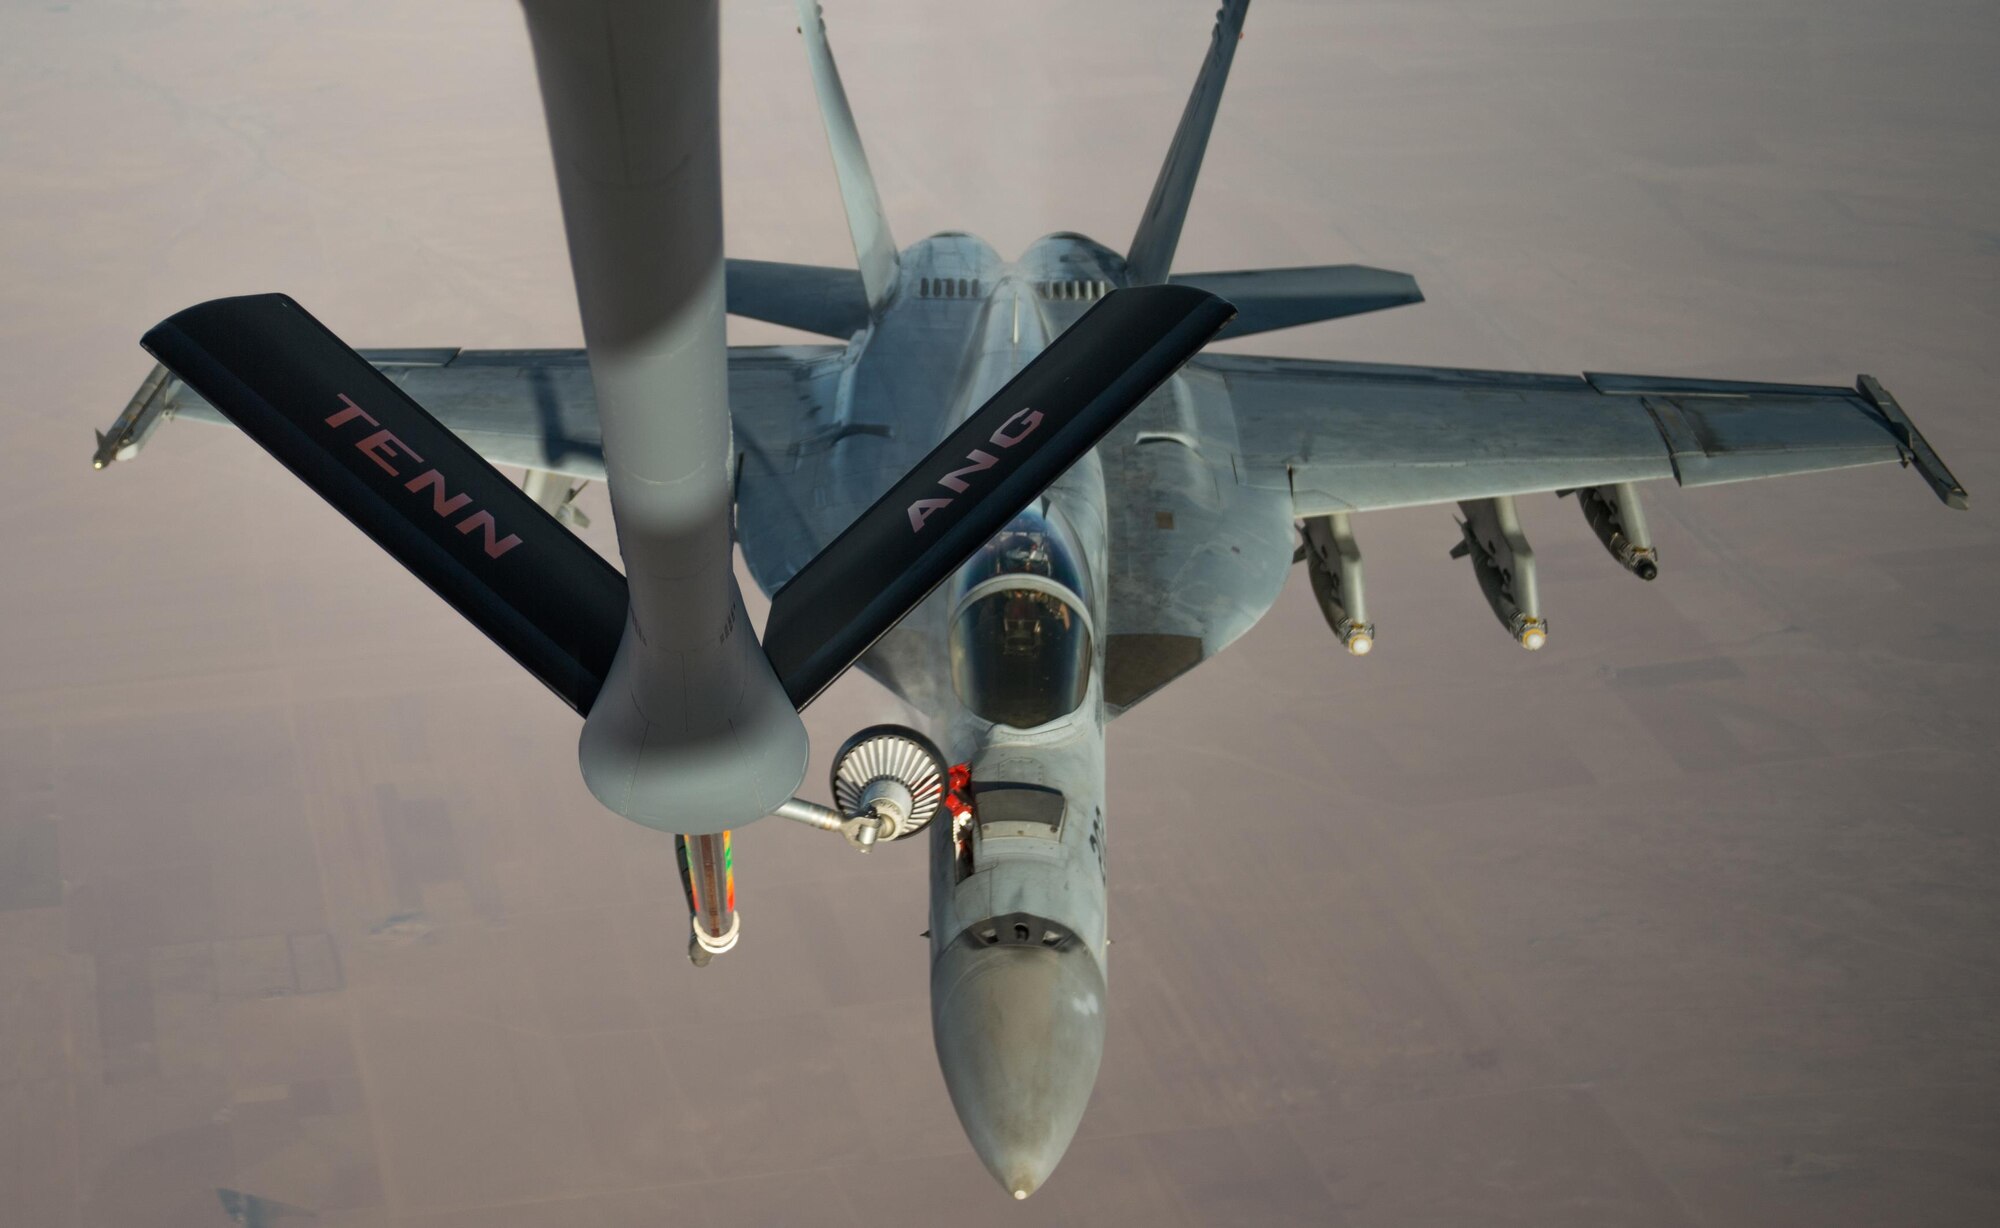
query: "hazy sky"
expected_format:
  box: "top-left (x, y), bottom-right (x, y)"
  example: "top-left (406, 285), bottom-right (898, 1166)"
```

top-left (3, 1), bottom-right (1997, 1225)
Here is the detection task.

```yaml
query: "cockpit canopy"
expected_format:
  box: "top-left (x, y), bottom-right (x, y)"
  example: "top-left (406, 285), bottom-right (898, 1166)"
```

top-left (954, 508), bottom-right (1089, 601)
top-left (948, 511), bottom-right (1093, 729)
top-left (949, 588), bottom-right (1091, 728)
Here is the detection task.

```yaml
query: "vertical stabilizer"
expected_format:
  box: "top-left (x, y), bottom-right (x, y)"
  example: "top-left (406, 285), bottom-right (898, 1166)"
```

top-left (793, 0), bottom-right (899, 312)
top-left (1125, 0), bottom-right (1250, 285)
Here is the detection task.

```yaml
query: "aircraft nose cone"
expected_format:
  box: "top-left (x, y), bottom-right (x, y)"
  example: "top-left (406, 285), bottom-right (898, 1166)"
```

top-left (931, 934), bottom-right (1107, 1199)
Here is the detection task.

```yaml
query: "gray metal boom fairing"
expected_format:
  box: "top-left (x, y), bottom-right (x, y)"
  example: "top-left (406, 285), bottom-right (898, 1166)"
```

top-left (521, 0), bottom-right (807, 834)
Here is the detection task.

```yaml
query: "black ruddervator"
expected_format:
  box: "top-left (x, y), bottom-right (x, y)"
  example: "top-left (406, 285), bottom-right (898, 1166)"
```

top-left (141, 285), bottom-right (1233, 714)
top-left (141, 294), bottom-right (627, 713)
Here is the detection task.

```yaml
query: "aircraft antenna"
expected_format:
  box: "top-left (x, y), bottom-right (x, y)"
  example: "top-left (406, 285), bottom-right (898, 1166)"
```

top-left (1125, 0), bottom-right (1250, 285)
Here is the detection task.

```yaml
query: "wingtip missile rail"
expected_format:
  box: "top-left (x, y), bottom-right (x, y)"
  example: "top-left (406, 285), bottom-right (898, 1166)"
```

top-left (92, 361), bottom-right (175, 469)
top-left (1856, 375), bottom-right (1969, 511)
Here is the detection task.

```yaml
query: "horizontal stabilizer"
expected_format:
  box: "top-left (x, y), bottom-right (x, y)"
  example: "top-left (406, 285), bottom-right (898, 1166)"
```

top-left (1170, 265), bottom-right (1422, 339)
top-left (140, 294), bottom-right (629, 713)
top-left (725, 258), bottom-right (871, 338)
top-left (762, 283), bottom-right (1235, 707)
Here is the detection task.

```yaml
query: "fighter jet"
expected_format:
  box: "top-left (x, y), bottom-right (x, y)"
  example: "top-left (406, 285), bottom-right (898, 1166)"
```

top-left (96, 0), bottom-right (1964, 1201)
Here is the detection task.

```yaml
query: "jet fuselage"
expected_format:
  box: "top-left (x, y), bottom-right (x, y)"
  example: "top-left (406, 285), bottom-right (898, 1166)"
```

top-left (818, 231), bottom-right (1135, 1197)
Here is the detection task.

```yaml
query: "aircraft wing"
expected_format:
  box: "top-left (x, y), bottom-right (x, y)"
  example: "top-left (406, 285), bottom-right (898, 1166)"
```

top-left (103, 345), bottom-right (848, 488)
top-left (103, 337), bottom-right (873, 654)
top-left (1206, 353), bottom-right (1965, 514)
top-left (107, 348), bottom-right (605, 477)
top-left (1098, 352), bottom-right (1964, 714)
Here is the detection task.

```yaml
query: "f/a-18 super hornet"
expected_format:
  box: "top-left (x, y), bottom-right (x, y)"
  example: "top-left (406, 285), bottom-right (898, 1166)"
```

top-left (94, 0), bottom-right (1965, 1201)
